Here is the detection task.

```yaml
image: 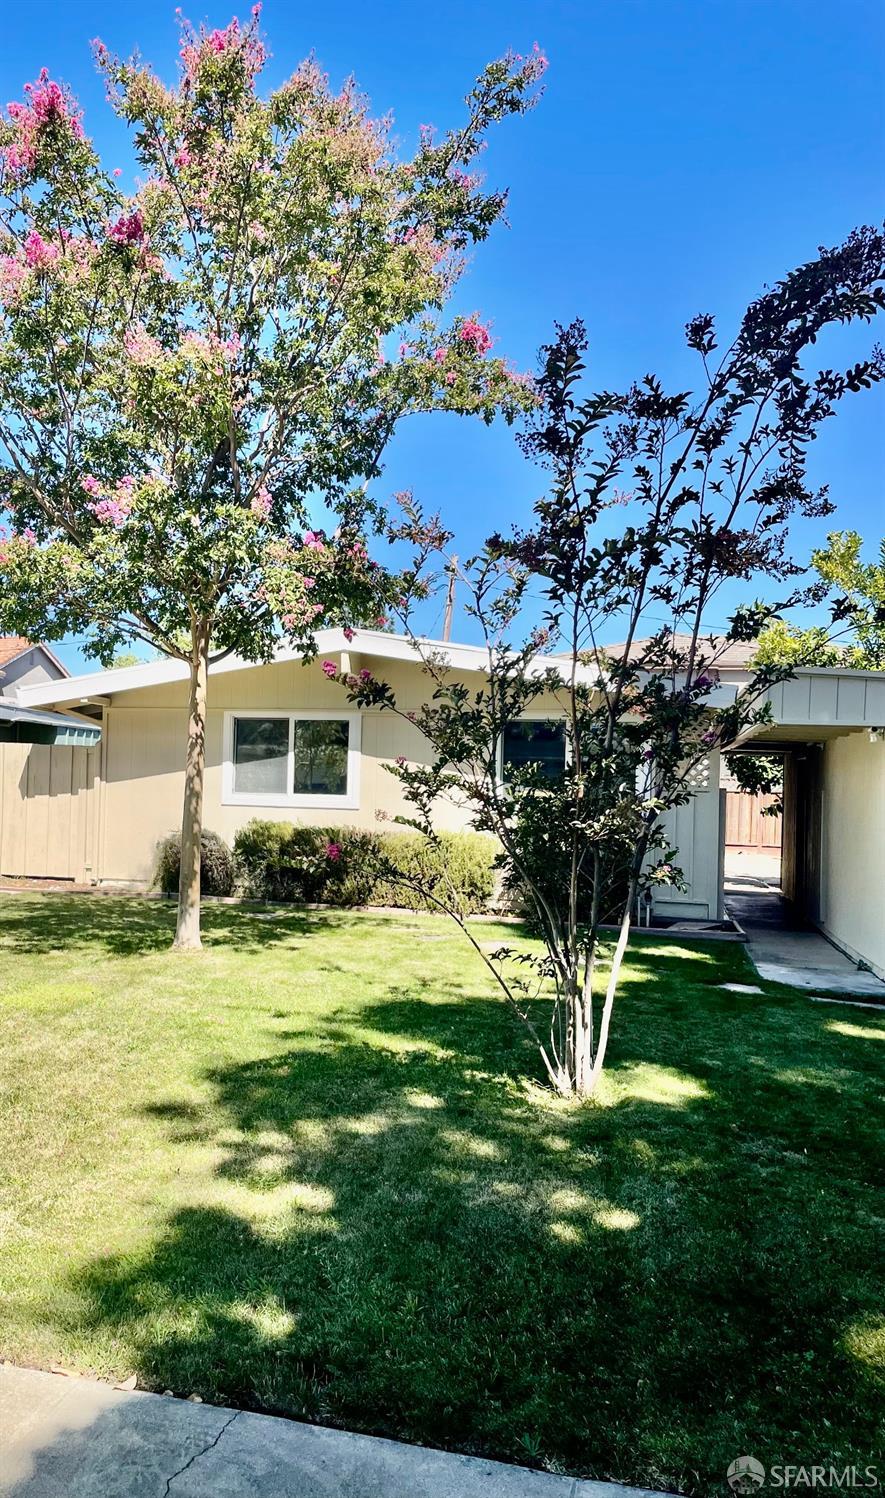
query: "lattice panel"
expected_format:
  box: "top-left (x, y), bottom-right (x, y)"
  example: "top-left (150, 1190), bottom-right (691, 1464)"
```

top-left (686, 756), bottom-right (711, 791)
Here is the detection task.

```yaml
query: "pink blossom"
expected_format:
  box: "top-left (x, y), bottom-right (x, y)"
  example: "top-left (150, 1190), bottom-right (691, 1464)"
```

top-left (108, 210), bottom-right (145, 247)
top-left (459, 318), bottom-right (493, 355)
top-left (21, 527), bottom-right (37, 546)
top-left (80, 474), bottom-right (102, 495)
top-left (23, 230), bottom-right (58, 269)
top-left (179, 16), bottom-right (266, 85)
top-left (325, 841), bottom-right (341, 861)
top-left (174, 146), bottom-right (192, 169)
top-left (358, 668), bottom-right (373, 683)
top-left (432, 347), bottom-right (447, 364)
top-left (343, 626), bottom-right (355, 642)
top-left (444, 371), bottom-right (457, 386)
top-left (124, 325), bottom-right (163, 366)
top-left (0, 254), bottom-right (28, 300)
top-left (303, 577), bottom-right (315, 590)
top-left (250, 487), bottom-right (271, 519)
top-left (113, 168), bottom-right (122, 177)
top-left (321, 660), bottom-right (338, 679)
top-left (303, 530), bottom-right (325, 551)
top-left (520, 43), bottom-right (549, 82)
top-left (90, 498), bottom-right (130, 526)
top-left (4, 70), bottom-right (84, 175)
top-left (374, 615), bottom-right (388, 628)
top-left (395, 755), bottom-right (407, 768)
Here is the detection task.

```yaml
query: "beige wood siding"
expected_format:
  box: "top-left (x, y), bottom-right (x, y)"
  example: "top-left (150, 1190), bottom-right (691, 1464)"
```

top-left (0, 741), bottom-right (99, 881)
top-left (819, 731), bottom-right (885, 979)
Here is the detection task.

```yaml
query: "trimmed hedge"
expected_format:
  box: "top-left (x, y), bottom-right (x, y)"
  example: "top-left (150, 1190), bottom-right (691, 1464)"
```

top-left (373, 831), bottom-right (496, 915)
top-left (233, 822), bottom-right (382, 908)
top-left (232, 819), bottom-right (496, 914)
top-left (154, 829), bottom-right (236, 897)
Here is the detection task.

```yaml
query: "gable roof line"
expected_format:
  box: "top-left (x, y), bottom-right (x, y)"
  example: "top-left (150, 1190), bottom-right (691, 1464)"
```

top-left (11, 629), bottom-right (511, 710)
top-left (0, 637), bottom-right (69, 677)
top-left (13, 628), bottom-right (884, 714)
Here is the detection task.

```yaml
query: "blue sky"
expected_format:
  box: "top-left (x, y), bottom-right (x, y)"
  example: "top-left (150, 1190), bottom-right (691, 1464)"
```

top-left (3, 0), bottom-right (884, 668)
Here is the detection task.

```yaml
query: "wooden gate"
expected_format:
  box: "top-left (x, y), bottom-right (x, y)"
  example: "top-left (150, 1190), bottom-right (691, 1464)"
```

top-left (0, 741), bottom-right (100, 881)
top-left (724, 791), bottom-right (782, 851)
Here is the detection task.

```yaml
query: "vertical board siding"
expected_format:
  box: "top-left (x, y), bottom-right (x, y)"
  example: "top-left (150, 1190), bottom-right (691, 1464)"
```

top-left (0, 741), bottom-right (99, 881)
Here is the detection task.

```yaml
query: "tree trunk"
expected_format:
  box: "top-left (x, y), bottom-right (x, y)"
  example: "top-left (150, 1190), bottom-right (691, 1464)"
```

top-left (173, 621), bottom-right (210, 951)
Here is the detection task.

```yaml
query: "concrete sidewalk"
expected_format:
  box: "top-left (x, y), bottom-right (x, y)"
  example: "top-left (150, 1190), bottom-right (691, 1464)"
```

top-left (0, 1366), bottom-right (666, 1498)
top-left (725, 879), bottom-right (885, 999)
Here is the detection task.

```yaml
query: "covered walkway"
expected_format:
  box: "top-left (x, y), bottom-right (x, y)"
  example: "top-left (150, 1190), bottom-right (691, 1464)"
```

top-left (725, 875), bottom-right (885, 999)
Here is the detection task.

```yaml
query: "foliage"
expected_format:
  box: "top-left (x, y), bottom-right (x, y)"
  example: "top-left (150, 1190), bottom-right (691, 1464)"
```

top-left (233, 820), bottom-right (383, 906)
top-left (755, 529), bottom-right (885, 668)
top-left (726, 753), bottom-right (784, 816)
top-left (154, 827), bottom-right (235, 896)
top-left (232, 818), bottom-right (495, 913)
top-left (1, 895), bottom-right (882, 1495)
top-left (373, 830), bottom-right (496, 914)
top-left (333, 228), bottom-right (885, 1096)
top-left (0, 13), bottom-right (543, 945)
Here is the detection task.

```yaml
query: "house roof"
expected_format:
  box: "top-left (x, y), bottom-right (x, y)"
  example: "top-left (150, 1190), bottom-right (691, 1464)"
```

top-left (11, 629), bottom-right (527, 711)
top-left (0, 636), bottom-right (68, 677)
top-left (552, 633), bottom-right (758, 670)
top-left (8, 627), bottom-right (758, 715)
top-left (0, 701), bottom-right (101, 744)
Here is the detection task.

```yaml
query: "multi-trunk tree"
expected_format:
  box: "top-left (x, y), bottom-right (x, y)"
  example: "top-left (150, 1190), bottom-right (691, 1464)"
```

top-left (334, 228), bottom-right (885, 1096)
top-left (0, 13), bottom-right (543, 945)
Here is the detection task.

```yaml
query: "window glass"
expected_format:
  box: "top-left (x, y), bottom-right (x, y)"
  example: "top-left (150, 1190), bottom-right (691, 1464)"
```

top-left (502, 720), bottom-right (566, 781)
top-left (292, 719), bottom-right (349, 796)
top-left (233, 717), bottom-right (289, 795)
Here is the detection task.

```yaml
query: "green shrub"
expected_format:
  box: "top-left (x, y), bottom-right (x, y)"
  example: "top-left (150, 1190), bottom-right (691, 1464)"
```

top-left (375, 831), bottom-right (497, 915)
top-left (233, 820), bottom-right (383, 906)
top-left (232, 820), bottom-right (497, 913)
top-left (154, 829), bottom-right (235, 897)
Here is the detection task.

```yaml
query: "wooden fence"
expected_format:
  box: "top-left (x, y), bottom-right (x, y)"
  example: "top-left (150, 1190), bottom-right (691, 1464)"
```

top-left (724, 790), bottom-right (782, 851)
top-left (0, 741), bottom-right (100, 881)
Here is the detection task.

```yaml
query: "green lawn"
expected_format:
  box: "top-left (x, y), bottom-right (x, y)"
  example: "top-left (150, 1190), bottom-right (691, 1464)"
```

top-left (0, 894), bottom-right (882, 1494)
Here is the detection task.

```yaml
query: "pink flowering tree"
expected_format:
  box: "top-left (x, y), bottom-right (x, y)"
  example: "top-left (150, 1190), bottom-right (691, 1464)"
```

top-left (332, 230), bottom-right (885, 1096)
top-left (0, 14), bottom-right (543, 947)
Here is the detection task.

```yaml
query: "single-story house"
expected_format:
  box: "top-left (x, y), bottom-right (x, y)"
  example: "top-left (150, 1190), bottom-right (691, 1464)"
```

top-left (5, 629), bottom-right (885, 978)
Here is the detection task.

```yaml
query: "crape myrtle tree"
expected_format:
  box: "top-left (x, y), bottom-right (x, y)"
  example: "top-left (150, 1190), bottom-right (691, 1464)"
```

top-left (332, 228), bottom-right (885, 1097)
top-left (0, 13), bottom-right (543, 948)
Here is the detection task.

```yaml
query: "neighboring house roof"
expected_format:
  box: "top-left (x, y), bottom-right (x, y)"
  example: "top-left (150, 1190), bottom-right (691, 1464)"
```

top-left (552, 634), bottom-right (758, 670)
top-left (0, 701), bottom-right (101, 746)
top-left (0, 636), bottom-right (69, 679)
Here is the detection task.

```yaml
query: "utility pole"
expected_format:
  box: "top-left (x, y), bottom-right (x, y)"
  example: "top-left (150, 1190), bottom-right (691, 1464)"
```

top-left (442, 555), bottom-right (458, 642)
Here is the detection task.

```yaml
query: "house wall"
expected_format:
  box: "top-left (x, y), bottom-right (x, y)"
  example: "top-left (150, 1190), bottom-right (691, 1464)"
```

top-left (0, 646), bottom-right (66, 695)
top-left (7, 651), bottom-right (721, 913)
top-left (97, 656), bottom-right (510, 884)
top-left (819, 731), bottom-right (885, 979)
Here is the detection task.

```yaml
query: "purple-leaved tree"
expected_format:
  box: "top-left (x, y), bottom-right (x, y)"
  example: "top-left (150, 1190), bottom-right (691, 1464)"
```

top-left (332, 229), bottom-right (885, 1095)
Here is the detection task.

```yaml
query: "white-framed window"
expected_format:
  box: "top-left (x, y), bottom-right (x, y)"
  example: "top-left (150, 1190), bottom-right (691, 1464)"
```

top-left (498, 716), bottom-right (568, 783)
top-left (222, 709), bottom-right (361, 809)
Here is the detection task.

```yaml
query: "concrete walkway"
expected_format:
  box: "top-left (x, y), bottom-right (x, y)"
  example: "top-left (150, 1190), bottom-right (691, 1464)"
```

top-left (726, 879), bottom-right (885, 999)
top-left (0, 1366), bottom-right (666, 1498)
